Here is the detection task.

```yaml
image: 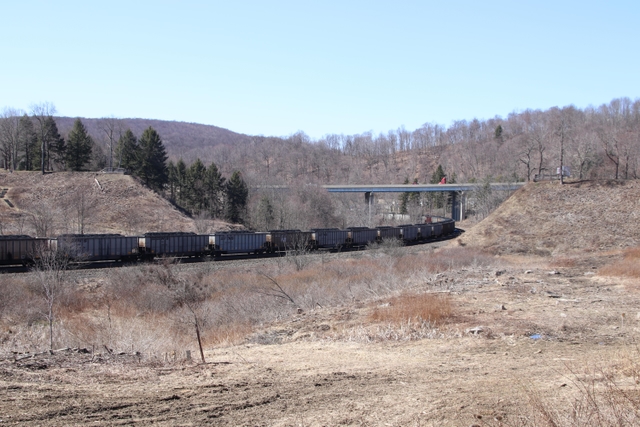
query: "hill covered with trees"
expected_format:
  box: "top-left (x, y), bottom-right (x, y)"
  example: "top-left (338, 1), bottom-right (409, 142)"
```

top-left (2, 97), bottom-right (639, 230)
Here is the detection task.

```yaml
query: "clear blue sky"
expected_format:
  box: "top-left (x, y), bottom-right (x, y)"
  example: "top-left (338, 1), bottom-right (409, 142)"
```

top-left (1, 1), bottom-right (638, 139)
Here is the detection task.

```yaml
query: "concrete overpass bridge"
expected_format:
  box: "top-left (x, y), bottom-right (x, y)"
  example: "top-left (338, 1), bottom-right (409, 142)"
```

top-left (322, 183), bottom-right (524, 221)
top-left (255, 183), bottom-right (525, 221)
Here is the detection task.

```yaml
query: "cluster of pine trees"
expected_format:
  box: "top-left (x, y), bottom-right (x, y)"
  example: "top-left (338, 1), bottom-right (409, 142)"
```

top-left (116, 127), bottom-right (169, 191)
top-left (115, 128), bottom-right (248, 223)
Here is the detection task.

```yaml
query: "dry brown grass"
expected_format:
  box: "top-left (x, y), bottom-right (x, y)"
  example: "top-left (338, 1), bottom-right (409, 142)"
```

top-left (506, 350), bottom-right (640, 427)
top-left (599, 246), bottom-right (640, 279)
top-left (549, 256), bottom-right (579, 268)
top-left (204, 321), bottom-right (254, 347)
top-left (0, 245), bottom-right (486, 355)
top-left (368, 293), bottom-right (452, 326)
top-left (387, 247), bottom-right (497, 279)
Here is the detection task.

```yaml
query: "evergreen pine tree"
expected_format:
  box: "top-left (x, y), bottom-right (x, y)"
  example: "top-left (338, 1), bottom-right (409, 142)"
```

top-left (255, 195), bottom-right (275, 231)
top-left (399, 177), bottom-right (410, 215)
top-left (225, 170), bottom-right (248, 224)
top-left (167, 161), bottom-right (178, 201)
top-left (186, 158), bottom-right (207, 214)
top-left (65, 118), bottom-right (92, 171)
top-left (116, 129), bottom-right (140, 173)
top-left (45, 117), bottom-right (66, 170)
top-left (430, 165), bottom-right (447, 209)
top-left (137, 127), bottom-right (168, 191)
top-left (204, 162), bottom-right (225, 218)
top-left (430, 165), bottom-right (446, 184)
top-left (176, 158), bottom-right (187, 203)
top-left (494, 125), bottom-right (504, 143)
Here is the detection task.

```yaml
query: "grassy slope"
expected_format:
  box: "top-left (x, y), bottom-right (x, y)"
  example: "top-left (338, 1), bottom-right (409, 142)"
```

top-left (0, 171), bottom-right (196, 236)
top-left (458, 180), bottom-right (640, 256)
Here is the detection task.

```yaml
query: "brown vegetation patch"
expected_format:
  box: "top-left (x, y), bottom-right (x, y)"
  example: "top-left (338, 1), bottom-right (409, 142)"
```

top-left (598, 246), bottom-right (640, 279)
top-left (368, 293), bottom-right (452, 326)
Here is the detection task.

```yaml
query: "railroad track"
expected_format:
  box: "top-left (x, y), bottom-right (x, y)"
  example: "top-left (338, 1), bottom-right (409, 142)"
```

top-left (0, 229), bottom-right (463, 275)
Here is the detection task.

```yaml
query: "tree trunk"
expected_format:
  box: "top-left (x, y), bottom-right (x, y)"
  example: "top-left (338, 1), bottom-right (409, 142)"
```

top-left (195, 322), bottom-right (206, 363)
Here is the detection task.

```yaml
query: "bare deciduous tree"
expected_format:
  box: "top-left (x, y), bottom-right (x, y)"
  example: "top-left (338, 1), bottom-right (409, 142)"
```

top-left (29, 201), bottom-right (57, 237)
top-left (97, 117), bottom-right (122, 170)
top-left (151, 262), bottom-right (210, 363)
top-left (31, 244), bottom-right (70, 352)
top-left (0, 108), bottom-right (24, 171)
top-left (30, 102), bottom-right (57, 175)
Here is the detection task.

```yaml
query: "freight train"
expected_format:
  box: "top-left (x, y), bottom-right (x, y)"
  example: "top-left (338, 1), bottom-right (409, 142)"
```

top-left (0, 217), bottom-right (456, 267)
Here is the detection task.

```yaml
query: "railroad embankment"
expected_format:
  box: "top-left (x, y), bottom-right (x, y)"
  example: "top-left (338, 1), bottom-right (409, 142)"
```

top-left (0, 171), bottom-right (233, 236)
top-left (458, 179), bottom-right (640, 256)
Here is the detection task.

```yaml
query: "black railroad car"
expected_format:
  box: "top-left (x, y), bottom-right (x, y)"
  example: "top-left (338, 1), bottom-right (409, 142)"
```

top-left (211, 231), bottom-right (268, 256)
top-left (140, 232), bottom-right (210, 258)
top-left (424, 223), bottom-right (438, 240)
top-left (347, 227), bottom-right (378, 247)
top-left (398, 224), bottom-right (420, 242)
top-left (267, 230), bottom-right (312, 252)
top-left (376, 226), bottom-right (402, 242)
top-left (56, 234), bottom-right (140, 262)
top-left (0, 235), bottom-right (48, 265)
top-left (432, 222), bottom-right (443, 237)
top-left (441, 218), bottom-right (456, 235)
top-left (310, 228), bottom-right (349, 249)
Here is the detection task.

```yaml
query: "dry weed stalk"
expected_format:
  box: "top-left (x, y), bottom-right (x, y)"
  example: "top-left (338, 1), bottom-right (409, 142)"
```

top-left (502, 350), bottom-right (640, 427)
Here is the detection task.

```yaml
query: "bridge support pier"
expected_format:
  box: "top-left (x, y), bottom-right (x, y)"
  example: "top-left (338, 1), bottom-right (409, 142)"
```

top-left (450, 191), bottom-right (465, 222)
top-left (365, 192), bottom-right (374, 225)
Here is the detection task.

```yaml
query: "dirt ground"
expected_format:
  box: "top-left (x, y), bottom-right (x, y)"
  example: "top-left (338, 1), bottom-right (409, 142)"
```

top-left (2, 180), bottom-right (640, 426)
top-left (2, 254), bottom-right (639, 426)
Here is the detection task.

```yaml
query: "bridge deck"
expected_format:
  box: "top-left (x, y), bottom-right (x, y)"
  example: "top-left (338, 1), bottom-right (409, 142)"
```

top-left (322, 183), bottom-right (524, 193)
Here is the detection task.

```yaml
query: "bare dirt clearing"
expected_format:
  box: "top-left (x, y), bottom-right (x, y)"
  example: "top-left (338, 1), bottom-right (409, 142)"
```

top-left (2, 180), bottom-right (640, 426)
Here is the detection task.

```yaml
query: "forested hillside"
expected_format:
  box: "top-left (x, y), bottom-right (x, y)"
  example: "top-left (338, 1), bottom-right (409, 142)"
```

top-left (5, 97), bottom-right (639, 186)
top-left (2, 97), bottom-right (639, 231)
top-left (54, 117), bottom-right (252, 164)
